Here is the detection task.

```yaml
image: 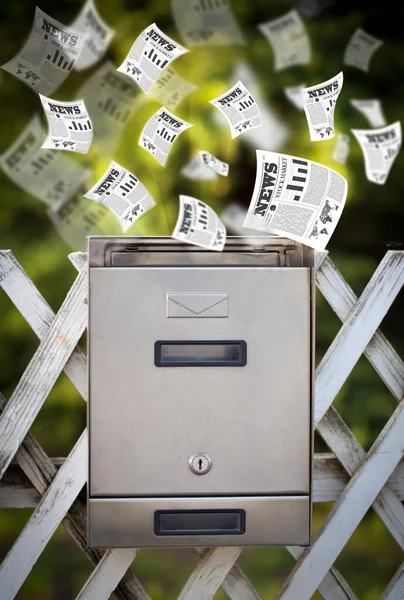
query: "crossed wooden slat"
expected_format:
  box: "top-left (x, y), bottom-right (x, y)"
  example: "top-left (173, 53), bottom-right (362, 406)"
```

top-left (0, 250), bottom-right (259, 600)
top-left (3, 454), bottom-right (403, 509)
top-left (0, 249), bottom-right (402, 600)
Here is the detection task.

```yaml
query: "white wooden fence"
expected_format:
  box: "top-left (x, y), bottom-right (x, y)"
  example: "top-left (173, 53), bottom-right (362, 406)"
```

top-left (0, 247), bottom-right (403, 600)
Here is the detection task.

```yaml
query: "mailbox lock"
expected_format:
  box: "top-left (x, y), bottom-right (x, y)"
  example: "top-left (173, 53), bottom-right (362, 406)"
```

top-left (189, 453), bottom-right (211, 475)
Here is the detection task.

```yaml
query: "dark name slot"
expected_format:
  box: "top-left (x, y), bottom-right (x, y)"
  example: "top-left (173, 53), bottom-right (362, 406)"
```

top-left (154, 509), bottom-right (246, 536)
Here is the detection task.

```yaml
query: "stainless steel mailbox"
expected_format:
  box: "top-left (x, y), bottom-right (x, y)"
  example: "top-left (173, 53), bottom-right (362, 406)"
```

top-left (88, 236), bottom-right (314, 548)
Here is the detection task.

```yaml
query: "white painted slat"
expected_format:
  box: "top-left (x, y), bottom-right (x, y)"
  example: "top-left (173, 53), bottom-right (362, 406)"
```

top-left (316, 254), bottom-right (404, 549)
top-left (0, 431), bottom-right (87, 600)
top-left (219, 564), bottom-right (263, 600)
top-left (287, 551), bottom-right (349, 600)
top-left (317, 568), bottom-right (359, 600)
top-left (287, 547), bottom-right (358, 600)
top-left (0, 393), bottom-right (147, 600)
top-left (318, 405), bottom-right (404, 549)
top-left (277, 398), bottom-right (404, 599)
top-left (0, 248), bottom-right (400, 598)
top-left (314, 250), bottom-right (329, 271)
top-left (315, 251), bottom-right (404, 425)
top-left (68, 252), bottom-right (87, 271)
top-left (316, 255), bottom-right (404, 401)
top-left (0, 266), bottom-right (87, 479)
top-left (3, 453), bottom-right (403, 508)
top-left (0, 251), bottom-right (87, 401)
top-left (381, 562), bottom-right (404, 600)
top-left (0, 256), bottom-right (156, 600)
top-left (178, 547), bottom-right (242, 600)
top-left (0, 250), bottom-right (55, 338)
top-left (75, 549), bottom-right (143, 600)
top-left (0, 483), bottom-right (40, 507)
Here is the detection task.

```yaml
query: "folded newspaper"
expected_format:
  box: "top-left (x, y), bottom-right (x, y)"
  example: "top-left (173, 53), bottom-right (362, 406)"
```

top-left (171, 0), bottom-right (245, 46)
top-left (258, 9), bottom-right (311, 71)
top-left (181, 153), bottom-right (217, 181)
top-left (351, 122), bottom-right (401, 185)
top-left (172, 196), bottom-right (226, 251)
top-left (71, 0), bottom-right (114, 71)
top-left (83, 161), bottom-right (155, 231)
top-left (332, 134), bottom-right (350, 165)
top-left (343, 28), bottom-right (383, 72)
top-left (78, 61), bottom-right (145, 158)
top-left (1, 7), bottom-right (85, 95)
top-left (350, 99), bottom-right (386, 128)
top-left (303, 72), bottom-right (343, 141)
top-left (150, 67), bottom-right (196, 112)
top-left (0, 115), bottom-right (89, 207)
top-left (200, 151), bottom-right (229, 176)
top-left (117, 23), bottom-right (188, 94)
top-left (139, 107), bottom-right (193, 166)
top-left (40, 95), bottom-right (93, 154)
top-left (210, 80), bottom-right (261, 139)
top-left (243, 150), bottom-right (348, 250)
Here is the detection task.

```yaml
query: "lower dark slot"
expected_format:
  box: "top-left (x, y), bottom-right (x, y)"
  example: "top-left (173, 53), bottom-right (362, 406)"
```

top-left (154, 509), bottom-right (246, 536)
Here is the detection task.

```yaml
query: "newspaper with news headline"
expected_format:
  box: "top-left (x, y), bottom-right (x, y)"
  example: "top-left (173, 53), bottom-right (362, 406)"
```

top-left (1, 7), bottom-right (85, 95)
top-left (210, 80), bottom-right (261, 139)
top-left (117, 23), bottom-right (188, 94)
top-left (83, 161), bottom-right (155, 231)
top-left (172, 196), bottom-right (226, 251)
top-left (303, 72), bottom-right (343, 141)
top-left (139, 107), bottom-right (193, 166)
top-left (40, 95), bottom-right (93, 153)
top-left (243, 150), bottom-right (347, 250)
top-left (351, 122), bottom-right (401, 185)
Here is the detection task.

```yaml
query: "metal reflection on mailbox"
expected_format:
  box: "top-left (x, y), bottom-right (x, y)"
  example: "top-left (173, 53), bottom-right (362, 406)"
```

top-left (87, 236), bottom-right (314, 548)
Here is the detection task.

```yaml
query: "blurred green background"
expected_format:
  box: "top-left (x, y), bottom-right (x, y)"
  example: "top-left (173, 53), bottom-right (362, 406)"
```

top-left (0, 0), bottom-right (403, 598)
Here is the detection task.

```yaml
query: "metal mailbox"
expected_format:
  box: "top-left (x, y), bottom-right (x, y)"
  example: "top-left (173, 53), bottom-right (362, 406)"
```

top-left (87, 236), bottom-right (314, 548)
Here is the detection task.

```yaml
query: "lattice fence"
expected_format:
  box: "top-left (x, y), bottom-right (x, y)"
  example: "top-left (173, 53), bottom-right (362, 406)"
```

top-left (0, 247), bottom-right (403, 600)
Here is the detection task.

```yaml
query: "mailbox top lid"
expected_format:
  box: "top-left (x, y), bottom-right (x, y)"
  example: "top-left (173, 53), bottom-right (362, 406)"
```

top-left (87, 236), bottom-right (314, 268)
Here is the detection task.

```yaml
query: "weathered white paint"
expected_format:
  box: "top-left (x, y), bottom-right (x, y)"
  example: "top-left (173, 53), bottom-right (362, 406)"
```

top-left (75, 549), bottom-right (144, 600)
top-left (219, 563), bottom-right (264, 600)
top-left (3, 453), bottom-right (403, 508)
top-left (68, 252), bottom-right (87, 271)
top-left (0, 267), bottom-right (87, 479)
top-left (0, 392), bottom-right (147, 600)
top-left (178, 547), bottom-right (243, 600)
top-left (315, 251), bottom-right (404, 425)
top-left (287, 547), bottom-right (358, 600)
top-left (381, 561), bottom-right (404, 600)
top-left (0, 431), bottom-right (88, 599)
top-left (0, 251), bottom-right (87, 400)
top-left (315, 253), bottom-right (404, 549)
top-left (277, 398), bottom-right (404, 599)
top-left (318, 406), bottom-right (404, 549)
top-left (316, 255), bottom-right (404, 401)
top-left (0, 248), bottom-right (402, 600)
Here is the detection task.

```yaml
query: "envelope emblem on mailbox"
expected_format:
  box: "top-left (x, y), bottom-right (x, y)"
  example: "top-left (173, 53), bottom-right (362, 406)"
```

top-left (166, 293), bottom-right (229, 318)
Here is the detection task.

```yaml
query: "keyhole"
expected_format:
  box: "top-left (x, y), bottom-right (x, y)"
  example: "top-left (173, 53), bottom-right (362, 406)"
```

top-left (189, 453), bottom-right (211, 475)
